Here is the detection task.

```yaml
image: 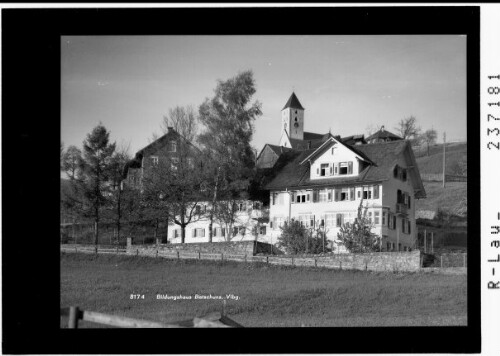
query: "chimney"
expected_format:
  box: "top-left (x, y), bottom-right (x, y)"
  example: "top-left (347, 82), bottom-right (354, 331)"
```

top-left (167, 126), bottom-right (174, 133)
top-left (381, 125), bottom-right (385, 132)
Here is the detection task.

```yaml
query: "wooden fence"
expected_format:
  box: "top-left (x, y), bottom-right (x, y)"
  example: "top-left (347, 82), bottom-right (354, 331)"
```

top-left (420, 173), bottom-right (467, 182)
top-left (60, 305), bottom-right (243, 328)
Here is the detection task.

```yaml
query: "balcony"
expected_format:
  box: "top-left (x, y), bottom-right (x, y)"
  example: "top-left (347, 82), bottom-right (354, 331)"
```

top-left (396, 203), bottom-right (408, 215)
top-left (251, 207), bottom-right (270, 222)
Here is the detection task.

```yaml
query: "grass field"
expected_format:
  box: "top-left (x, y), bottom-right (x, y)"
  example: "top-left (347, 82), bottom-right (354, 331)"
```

top-left (415, 181), bottom-right (467, 215)
top-left (61, 253), bottom-right (467, 327)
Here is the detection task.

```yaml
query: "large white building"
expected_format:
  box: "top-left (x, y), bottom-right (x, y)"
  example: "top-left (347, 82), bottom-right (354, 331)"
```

top-left (126, 92), bottom-right (425, 251)
top-left (263, 93), bottom-right (426, 252)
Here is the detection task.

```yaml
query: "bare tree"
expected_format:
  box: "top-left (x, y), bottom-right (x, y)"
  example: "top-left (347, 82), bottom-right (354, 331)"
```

top-left (161, 106), bottom-right (199, 142)
top-left (421, 129), bottom-right (438, 156)
top-left (394, 116), bottom-right (421, 143)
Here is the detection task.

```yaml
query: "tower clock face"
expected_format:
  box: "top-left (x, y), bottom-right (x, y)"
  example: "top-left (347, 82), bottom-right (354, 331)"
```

top-left (294, 122), bottom-right (299, 128)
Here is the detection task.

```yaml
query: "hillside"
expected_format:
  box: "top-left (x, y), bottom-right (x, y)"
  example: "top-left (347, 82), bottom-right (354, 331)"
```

top-left (414, 142), bottom-right (467, 175)
top-left (413, 142), bottom-right (467, 218)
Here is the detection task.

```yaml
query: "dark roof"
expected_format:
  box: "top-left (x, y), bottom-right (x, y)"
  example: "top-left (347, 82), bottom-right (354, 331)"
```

top-left (265, 140), bottom-right (412, 190)
top-left (303, 131), bottom-right (324, 140)
top-left (282, 92), bottom-right (304, 110)
top-left (288, 132), bottom-right (364, 151)
top-left (366, 127), bottom-right (402, 141)
top-left (267, 144), bottom-right (293, 156)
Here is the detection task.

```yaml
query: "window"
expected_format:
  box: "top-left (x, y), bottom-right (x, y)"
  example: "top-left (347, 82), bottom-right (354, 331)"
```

top-left (350, 187), bottom-right (355, 201)
top-left (195, 205), bottom-right (201, 214)
top-left (294, 192), bottom-right (309, 204)
top-left (213, 228), bottom-right (217, 237)
top-left (171, 157), bottom-right (179, 171)
top-left (168, 141), bottom-right (177, 152)
top-left (192, 228), bottom-right (205, 238)
top-left (325, 214), bottom-right (335, 227)
top-left (173, 229), bottom-right (181, 238)
top-left (340, 188), bottom-right (348, 201)
top-left (367, 211), bottom-right (373, 223)
top-left (363, 187), bottom-right (372, 200)
top-left (398, 243), bottom-right (402, 251)
top-left (373, 185), bottom-right (380, 199)
top-left (319, 189), bottom-right (329, 202)
top-left (272, 193), bottom-right (277, 205)
top-left (387, 242), bottom-right (391, 251)
top-left (336, 213), bottom-right (344, 227)
top-left (374, 211), bottom-right (380, 225)
top-left (382, 211), bottom-right (387, 226)
top-left (259, 226), bottom-right (266, 235)
top-left (187, 157), bottom-right (194, 169)
top-left (320, 163), bottom-right (328, 176)
top-left (339, 162), bottom-right (348, 175)
top-left (358, 190), bottom-right (361, 198)
top-left (150, 156), bottom-right (159, 166)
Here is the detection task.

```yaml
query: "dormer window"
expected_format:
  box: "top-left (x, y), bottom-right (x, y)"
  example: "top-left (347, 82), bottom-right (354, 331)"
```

top-left (338, 162), bottom-right (353, 175)
top-left (150, 156), bottom-right (158, 166)
top-left (168, 141), bottom-right (177, 152)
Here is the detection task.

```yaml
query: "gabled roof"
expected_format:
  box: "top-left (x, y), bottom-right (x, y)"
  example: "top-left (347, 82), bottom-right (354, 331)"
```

top-left (282, 92), bottom-right (305, 110)
top-left (265, 140), bottom-right (425, 194)
top-left (366, 126), bottom-right (402, 141)
top-left (299, 137), bottom-right (374, 166)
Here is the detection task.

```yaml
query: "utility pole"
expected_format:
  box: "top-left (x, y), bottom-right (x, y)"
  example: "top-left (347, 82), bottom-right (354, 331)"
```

top-left (442, 132), bottom-right (446, 188)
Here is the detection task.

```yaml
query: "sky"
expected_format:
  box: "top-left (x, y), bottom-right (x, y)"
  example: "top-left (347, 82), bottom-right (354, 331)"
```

top-left (61, 35), bottom-right (466, 155)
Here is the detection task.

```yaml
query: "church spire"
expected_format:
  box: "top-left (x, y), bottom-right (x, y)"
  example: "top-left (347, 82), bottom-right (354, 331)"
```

top-left (282, 92), bottom-right (304, 110)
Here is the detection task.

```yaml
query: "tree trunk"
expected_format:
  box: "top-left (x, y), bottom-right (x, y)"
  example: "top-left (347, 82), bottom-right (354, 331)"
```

top-left (208, 167), bottom-right (221, 243)
top-left (154, 218), bottom-right (159, 246)
top-left (427, 142), bottom-right (430, 157)
top-left (94, 220), bottom-right (99, 253)
top-left (116, 187), bottom-right (121, 245)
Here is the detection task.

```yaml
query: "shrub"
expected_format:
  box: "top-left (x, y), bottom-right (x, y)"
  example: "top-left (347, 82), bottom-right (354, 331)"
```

top-left (277, 220), bottom-right (329, 254)
top-left (337, 200), bottom-right (382, 253)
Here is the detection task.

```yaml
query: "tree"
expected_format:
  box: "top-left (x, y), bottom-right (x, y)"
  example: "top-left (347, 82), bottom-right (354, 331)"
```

top-left (198, 70), bottom-right (262, 242)
top-left (74, 124), bottom-right (116, 251)
top-left (394, 116), bottom-right (421, 144)
top-left (106, 142), bottom-right (133, 245)
top-left (337, 200), bottom-right (382, 253)
top-left (62, 145), bottom-right (83, 180)
top-left (421, 129), bottom-right (438, 156)
top-left (161, 106), bottom-right (198, 142)
top-left (277, 220), bottom-right (326, 254)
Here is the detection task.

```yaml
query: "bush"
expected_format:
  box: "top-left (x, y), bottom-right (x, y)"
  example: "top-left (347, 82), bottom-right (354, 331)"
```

top-left (337, 200), bottom-right (382, 253)
top-left (277, 220), bottom-right (330, 254)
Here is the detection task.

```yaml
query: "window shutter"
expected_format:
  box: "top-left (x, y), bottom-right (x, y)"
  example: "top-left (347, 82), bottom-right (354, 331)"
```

top-left (292, 192), bottom-right (297, 203)
top-left (328, 190), bottom-right (332, 201)
top-left (330, 165), bottom-right (333, 175)
top-left (348, 161), bottom-right (353, 174)
top-left (317, 168), bottom-right (319, 175)
top-left (313, 190), bottom-right (318, 202)
top-left (408, 196), bottom-right (411, 209)
top-left (408, 221), bottom-right (411, 234)
top-left (350, 187), bottom-right (355, 200)
top-left (334, 189), bottom-right (339, 202)
top-left (335, 163), bottom-right (338, 175)
top-left (374, 185), bottom-right (379, 199)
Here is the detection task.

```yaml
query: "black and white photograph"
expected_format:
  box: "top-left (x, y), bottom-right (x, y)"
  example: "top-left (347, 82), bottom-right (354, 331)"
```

top-left (2, 5), bottom-right (489, 355)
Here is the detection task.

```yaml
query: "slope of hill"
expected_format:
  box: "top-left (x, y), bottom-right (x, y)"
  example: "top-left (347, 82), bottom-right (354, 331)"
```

top-left (414, 142), bottom-right (467, 175)
top-left (413, 142), bottom-right (467, 218)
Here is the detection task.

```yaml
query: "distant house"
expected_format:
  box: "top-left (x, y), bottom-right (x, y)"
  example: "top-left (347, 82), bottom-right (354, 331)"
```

top-left (366, 126), bottom-right (403, 144)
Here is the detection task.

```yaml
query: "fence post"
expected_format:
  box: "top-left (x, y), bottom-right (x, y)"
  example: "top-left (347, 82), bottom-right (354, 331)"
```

top-left (221, 253), bottom-right (224, 262)
top-left (266, 256), bottom-right (269, 264)
top-left (440, 255), bottom-right (443, 268)
top-left (177, 251), bottom-right (180, 260)
top-left (68, 306), bottom-right (79, 329)
top-left (198, 251), bottom-right (201, 260)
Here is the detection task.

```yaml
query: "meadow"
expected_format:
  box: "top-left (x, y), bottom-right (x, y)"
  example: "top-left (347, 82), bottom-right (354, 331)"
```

top-left (61, 253), bottom-right (467, 327)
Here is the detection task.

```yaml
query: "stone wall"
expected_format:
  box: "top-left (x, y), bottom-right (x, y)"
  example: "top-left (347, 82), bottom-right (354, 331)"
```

top-left (125, 239), bottom-right (421, 272)
top-left (127, 238), bottom-right (258, 256)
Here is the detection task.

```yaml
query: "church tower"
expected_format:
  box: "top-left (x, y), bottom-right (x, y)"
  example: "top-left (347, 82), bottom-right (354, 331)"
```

top-left (281, 92), bottom-right (304, 142)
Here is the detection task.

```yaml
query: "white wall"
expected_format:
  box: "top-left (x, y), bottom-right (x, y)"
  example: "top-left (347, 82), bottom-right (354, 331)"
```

top-left (309, 142), bottom-right (362, 180)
